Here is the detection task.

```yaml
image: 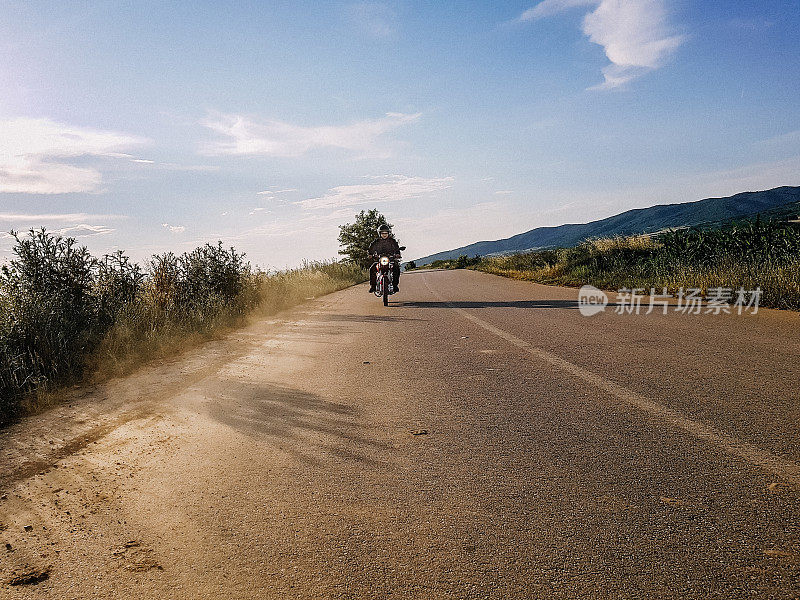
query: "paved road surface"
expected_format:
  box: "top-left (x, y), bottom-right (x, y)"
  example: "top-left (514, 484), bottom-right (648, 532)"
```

top-left (1, 269), bottom-right (799, 599)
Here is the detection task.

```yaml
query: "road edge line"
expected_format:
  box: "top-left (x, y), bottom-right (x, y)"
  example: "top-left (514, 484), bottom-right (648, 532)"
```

top-left (422, 273), bottom-right (800, 489)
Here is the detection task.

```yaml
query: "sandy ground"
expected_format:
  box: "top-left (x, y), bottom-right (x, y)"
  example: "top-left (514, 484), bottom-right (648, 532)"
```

top-left (0, 269), bottom-right (798, 599)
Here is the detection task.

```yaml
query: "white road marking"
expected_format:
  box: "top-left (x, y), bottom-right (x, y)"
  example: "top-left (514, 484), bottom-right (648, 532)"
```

top-left (423, 275), bottom-right (800, 488)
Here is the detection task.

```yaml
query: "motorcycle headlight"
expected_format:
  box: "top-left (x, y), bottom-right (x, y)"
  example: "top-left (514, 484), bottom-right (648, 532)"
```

top-left (380, 257), bottom-right (390, 266)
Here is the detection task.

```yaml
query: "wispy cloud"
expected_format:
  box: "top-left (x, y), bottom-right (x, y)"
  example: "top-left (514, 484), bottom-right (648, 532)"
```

top-left (755, 129), bottom-right (800, 150)
top-left (347, 3), bottom-right (398, 39)
top-left (0, 213), bottom-right (120, 243)
top-left (727, 17), bottom-right (774, 32)
top-left (132, 160), bottom-right (219, 172)
top-left (520, 0), bottom-right (685, 89)
top-left (210, 208), bottom-right (355, 243)
top-left (257, 188), bottom-right (297, 197)
top-left (200, 112), bottom-right (420, 158)
top-left (0, 212), bottom-right (126, 223)
top-left (0, 117), bottom-right (148, 193)
top-left (161, 223), bottom-right (186, 233)
top-left (296, 174), bottom-right (453, 210)
top-left (53, 224), bottom-right (116, 237)
top-left (494, 190), bottom-right (514, 195)
top-left (520, 0), bottom-right (595, 20)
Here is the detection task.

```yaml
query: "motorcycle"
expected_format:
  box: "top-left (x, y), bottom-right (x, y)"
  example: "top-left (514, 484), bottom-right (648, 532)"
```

top-left (373, 246), bottom-right (405, 306)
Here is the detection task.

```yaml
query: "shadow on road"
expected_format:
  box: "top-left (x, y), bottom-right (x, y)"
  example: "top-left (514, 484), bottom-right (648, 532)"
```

top-left (205, 381), bottom-right (388, 467)
top-left (396, 299), bottom-right (591, 309)
top-left (320, 313), bottom-right (423, 323)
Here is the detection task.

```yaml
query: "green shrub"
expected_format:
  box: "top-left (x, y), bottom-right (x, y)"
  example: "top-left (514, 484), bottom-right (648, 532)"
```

top-left (0, 229), bottom-right (366, 425)
top-left (0, 230), bottom-right (103, 420)
top-left (419, 255), bottom-right (482, 270)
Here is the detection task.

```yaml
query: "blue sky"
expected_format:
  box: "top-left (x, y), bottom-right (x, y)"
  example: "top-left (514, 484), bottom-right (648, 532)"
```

top-left (1, 0), bottom-right (799, 267)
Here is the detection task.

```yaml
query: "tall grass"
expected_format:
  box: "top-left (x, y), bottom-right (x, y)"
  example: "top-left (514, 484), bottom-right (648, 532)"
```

top-left (0, 229), bottom-right (366, 424)
top-left (430, 219), bottom-right (800, 311)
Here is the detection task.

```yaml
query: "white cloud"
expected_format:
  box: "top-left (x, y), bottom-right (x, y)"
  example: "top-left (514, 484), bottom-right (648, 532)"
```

top-left (211, 208), bottom-right (354, 243)
top-left (0, 215), bottom-right (118, 246)
top-left (161, 223), bottom-right (186, 234)
top-left (520, 0), bottom-right (685, 89)
top-left (257, 188), bottom-right (297, 196)
top-left (157, 162), bottom-right (219, 172)
top-left (494, 190), bottom-right (514, 195)
top-left (296, 174), bottom-right (454, 210)
top-left (130, 159), bottom-right (219, 172)
top-left (200, 112), bottom-right (420, 158)
top-left (0, 117), bottom-right (147, 193)
top-left (54, 224), bottom-right (115, 237)
top-left (0, 212), bottom-right (126, 223)
top-left (520, 0), bottom-right (595, 20)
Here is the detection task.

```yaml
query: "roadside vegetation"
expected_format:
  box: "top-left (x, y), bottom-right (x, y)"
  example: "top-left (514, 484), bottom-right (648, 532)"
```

top-left (417, 255), bottom-right (482, 270)
top-left (413, 218), bottom-right (800, 311)
top-left (337, 208), bottom-right (398, 269)
top-left (0, 229), bottom-right (366, 425)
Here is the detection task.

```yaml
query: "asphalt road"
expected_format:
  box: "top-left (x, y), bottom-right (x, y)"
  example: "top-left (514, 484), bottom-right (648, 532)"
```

top-left (1, 269), bottom-right (799, 599)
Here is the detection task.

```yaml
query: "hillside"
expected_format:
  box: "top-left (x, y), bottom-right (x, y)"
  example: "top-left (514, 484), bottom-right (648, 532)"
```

top-left (412, 186), bottom-right (800, 264)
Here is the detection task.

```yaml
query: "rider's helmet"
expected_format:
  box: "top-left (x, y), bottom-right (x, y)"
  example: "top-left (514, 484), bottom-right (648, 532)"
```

top-left (378, 224), bottom-right (391, 236)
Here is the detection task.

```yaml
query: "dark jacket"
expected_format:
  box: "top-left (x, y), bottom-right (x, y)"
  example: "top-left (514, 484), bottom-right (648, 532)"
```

top-left (369, 236), bottom-right (401, 257)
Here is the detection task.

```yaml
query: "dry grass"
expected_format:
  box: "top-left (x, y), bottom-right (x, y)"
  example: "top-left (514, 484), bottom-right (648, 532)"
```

top-left (656, 257), bottom-right (800, 310)
top-left (17, 263), bottom-right (367, 417)
top-left (0, 229), bottom-right (366, 424)
top-left (585, 234), bottom-right (658, 253)
top-left (89, 262), bottom-right (366, 384)
top-left (473, 230), bottom-right (800, 310)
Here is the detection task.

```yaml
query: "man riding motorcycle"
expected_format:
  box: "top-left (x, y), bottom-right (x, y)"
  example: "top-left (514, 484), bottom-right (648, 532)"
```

top-left (368, 224), bottom-right (401, 293)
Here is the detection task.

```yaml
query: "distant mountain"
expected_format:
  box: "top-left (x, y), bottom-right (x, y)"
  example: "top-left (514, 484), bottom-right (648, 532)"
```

top-left (412, 186), bottom-right (800, 265)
